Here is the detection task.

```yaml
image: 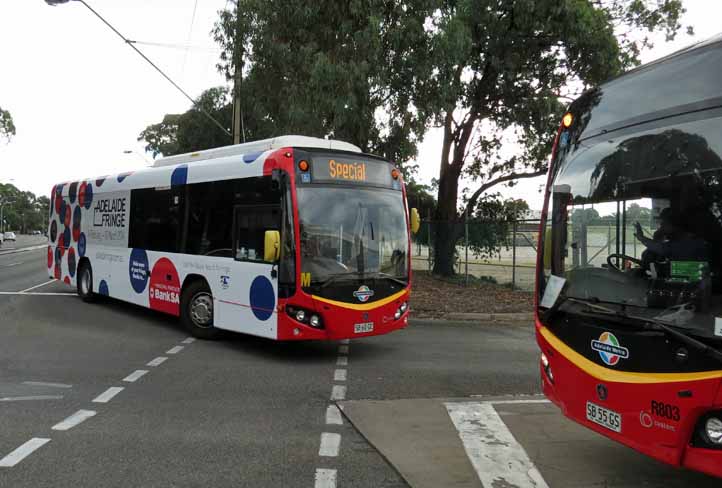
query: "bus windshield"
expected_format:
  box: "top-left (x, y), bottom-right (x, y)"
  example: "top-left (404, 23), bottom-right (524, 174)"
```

top-left (296, 186), bottom-right (408, 287)
top-left (541, 118), bottom-right (722, 337)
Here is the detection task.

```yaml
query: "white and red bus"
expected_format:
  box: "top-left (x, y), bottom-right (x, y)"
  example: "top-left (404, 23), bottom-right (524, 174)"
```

top-left (47, 136), bottom-right (419, 340)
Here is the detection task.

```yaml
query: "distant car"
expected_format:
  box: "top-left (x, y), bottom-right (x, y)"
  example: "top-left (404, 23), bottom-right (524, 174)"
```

top-left (3, 231), bottom-right (16, 241)
top-left (31, 230), bottom-right (41, 236)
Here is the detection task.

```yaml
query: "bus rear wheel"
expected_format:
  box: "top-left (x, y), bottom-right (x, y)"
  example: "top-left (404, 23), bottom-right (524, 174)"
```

top-left (77, 262), bottom-right (95, 303)
top-left (181, 281), bottom-right (219, 340)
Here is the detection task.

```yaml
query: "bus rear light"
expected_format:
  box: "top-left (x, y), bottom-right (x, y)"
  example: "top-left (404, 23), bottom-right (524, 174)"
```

top-left (298, 160), bottom-right (309, 171)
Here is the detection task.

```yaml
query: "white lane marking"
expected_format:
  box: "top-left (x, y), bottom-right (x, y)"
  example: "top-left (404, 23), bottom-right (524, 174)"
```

top-left (338, 345), bottom-right (349, 354)
top-left (0, 438), bottom-right (51, 467)
top-left (166, 346), bottom-right (184, 354)
top-left (326, 405), bottom-right (343, 425)
top-left (339, 339), bottom-right (350, 345)
top-left (18, 279), bottom-right (57, 293)
top-left (336, 356), bottom-right (348, 366)
top-left (147, 356), bottom-right (167, 367)
top-left (445, 402), bottom-right (549, 488)
top-left (22, 381), bottom-right (72, 389)
top-left (4, 262), bottom-right (23, 267)
top-left (0, 292), bottom-right (75, 296)
top-left (314, 468), bottom-right (337, 488)
top-left (0, 395), bottom-right (63, 402)
top-left (181, 337), bottom-right (196, 344)
top-left (319, 433), bottom-right (341, 457)
top-left (330, 385), bottom-right (347, 401)
top-left (52, 409), bottom-right (96, 431)
top-left (92, 387), bottom-right (124, 403)
top-left (490, 399), bottom-right (551, 405)
top-left (334, 369), bottom-right (347, 382)
top-left (123, 370), bottom-right (148, 383)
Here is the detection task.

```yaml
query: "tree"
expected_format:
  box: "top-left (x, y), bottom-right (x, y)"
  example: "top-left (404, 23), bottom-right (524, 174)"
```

top-left (212, 0), bottom-right (431, 165)
top-left (139, 87), bottom-right (233, 157)
top-left (0, 106), bottom-right (15, 143)
top-left (414, 0), bottom-right (688, 275)
top-left (0, 184), bottom-right (48, 233)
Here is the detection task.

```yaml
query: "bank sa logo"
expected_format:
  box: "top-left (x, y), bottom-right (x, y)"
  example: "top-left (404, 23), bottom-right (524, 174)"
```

top-left (353, 285), bottom-right (374, 303)
top-left (591, 332), bottom-right (629, 366)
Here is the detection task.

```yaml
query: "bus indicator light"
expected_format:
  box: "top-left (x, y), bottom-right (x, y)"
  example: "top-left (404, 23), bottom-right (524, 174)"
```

top-left (562, 112), bottom-right (573, 128)
top-left (298, 160), bottom-right (309, 172)
top-left (391, 168), bottom-right (399, 180)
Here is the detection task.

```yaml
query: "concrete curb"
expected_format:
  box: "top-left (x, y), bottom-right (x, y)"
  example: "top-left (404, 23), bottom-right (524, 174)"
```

top-left (0, 244), bottom-right (47, 257)
top-left (410, 311), bottom-right (534, 325)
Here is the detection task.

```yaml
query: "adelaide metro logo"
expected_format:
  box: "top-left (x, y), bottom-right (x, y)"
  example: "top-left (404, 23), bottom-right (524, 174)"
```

top-left (591, 331), bottom-right (629, 366)
top-left (352, 285), bottom-right (374, 303)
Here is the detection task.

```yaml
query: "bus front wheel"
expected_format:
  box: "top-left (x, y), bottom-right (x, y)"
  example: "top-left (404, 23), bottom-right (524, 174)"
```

top-left (181, 281), bottom-right (219, 340)
top-left (77, 262), bottom-right (95, 303)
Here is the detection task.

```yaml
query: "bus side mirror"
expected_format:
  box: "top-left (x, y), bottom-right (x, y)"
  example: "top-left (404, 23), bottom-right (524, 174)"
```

top-left (410, 208), bottom-right (421, 234)
top-left (264, 230), bottom-right (280, 262)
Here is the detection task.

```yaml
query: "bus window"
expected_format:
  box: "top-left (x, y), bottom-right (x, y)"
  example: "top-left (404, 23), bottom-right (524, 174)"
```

top-left (233, 205), bottom-right (280, 262)
top-left (129, 187), bottom-right (182, 253)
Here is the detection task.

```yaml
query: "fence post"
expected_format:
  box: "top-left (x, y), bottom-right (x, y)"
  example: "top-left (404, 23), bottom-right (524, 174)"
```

top-left (427, 220), bottom-right (432, 272)
top-left (465, 215), bottom-right (469, 286)
top-left (512, 220), bottom-right (517, 290)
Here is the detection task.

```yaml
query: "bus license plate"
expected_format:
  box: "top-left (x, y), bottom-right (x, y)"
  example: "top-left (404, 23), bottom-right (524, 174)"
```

top-left (354, 322), bottom-right (374, 334)
top-left (586, 401), bottom-right (621, 433)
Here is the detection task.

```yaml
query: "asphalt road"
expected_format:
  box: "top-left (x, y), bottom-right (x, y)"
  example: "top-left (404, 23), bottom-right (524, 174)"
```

top-left (0, 239), bottom-right (717, 487)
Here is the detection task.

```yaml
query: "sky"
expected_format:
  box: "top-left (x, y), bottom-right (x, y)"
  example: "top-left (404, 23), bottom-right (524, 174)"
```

top-left (0, 0), bottom-right (720, 209)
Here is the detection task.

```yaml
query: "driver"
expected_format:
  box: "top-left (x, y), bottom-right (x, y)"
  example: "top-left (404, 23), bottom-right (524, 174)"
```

top-left (635, 208), bottom-right (708, 268)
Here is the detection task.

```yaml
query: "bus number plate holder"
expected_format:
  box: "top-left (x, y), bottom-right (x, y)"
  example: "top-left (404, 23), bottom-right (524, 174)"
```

top-left (586, 401), bottom-right (621, 433)
top-left (354, 322), bottom-right (374, 334)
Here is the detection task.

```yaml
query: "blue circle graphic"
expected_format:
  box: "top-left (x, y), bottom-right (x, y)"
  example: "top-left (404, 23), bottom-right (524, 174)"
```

top-left (99, 280), bottom-right (109, 296)
top-left (128, 248), bottom-right (149, 293)
top-left (69, 182), bottom-right (78, 204)
top-left (117, 172), bottom-right (131, 183)
top-left (249, 275), bottom-right (275, 321)
top-left (78, 233), bottom-right (87, 257)
top-left (84, 183), bottom-right (93, 209)
top-left (62, 227), bottom-right (71, 247)
top-left (243, 151), bottom-right (263, 164)
top-left (171, 165), bottom-right (188, 187)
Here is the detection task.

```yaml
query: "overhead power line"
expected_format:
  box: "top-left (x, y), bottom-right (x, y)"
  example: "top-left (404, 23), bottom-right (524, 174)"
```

top-left (47, 0), bottom-right (231, 138)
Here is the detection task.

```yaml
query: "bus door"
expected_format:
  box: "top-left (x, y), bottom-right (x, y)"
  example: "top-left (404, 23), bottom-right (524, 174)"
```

top-left (213, 204), bottom-right (281, 339)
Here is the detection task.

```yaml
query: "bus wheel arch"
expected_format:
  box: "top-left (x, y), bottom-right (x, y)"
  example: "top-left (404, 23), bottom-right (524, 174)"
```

top-left (180, 275), bottom-right (219, 340)
top-left (77, 258), bottom-right (95, 302)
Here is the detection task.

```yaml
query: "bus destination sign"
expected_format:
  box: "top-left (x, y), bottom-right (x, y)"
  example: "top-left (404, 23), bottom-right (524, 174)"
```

top-left (310, 155), bottom-right (395, 188)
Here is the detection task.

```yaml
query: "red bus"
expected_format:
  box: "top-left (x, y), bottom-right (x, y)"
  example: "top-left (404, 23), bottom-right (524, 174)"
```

top-left (536, 34), bottom-right (722, 477)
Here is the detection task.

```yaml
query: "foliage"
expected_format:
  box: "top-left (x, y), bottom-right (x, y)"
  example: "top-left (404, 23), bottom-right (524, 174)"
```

top-left (419, 0), bottom-right (689, 275)
top-left (467, 195), bottom-right (530, 260)
top-left (139, 87), bottom-right (233, 157)
top-left (0, 183), bottom-right (49, 233)
top-left (0, 106), bottom-right (16, 143)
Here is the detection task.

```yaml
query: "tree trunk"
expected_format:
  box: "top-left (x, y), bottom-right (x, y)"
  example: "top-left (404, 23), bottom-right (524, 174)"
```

top-left (432, 161), bottom-right (463, 276)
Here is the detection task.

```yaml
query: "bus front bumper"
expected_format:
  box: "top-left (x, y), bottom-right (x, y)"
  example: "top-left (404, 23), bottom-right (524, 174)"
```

top-left (536, 322), bottom-right (722, 478)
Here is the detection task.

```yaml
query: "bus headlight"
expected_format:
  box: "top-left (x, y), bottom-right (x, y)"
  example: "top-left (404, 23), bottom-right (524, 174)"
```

top-left (705, 418), bottom-right (722, 444)
top-left (400, 302), bottom-right (408, 313)
top-left (394, 309), bottom-right (402, 320)
top-left (309, 315), bottom-right (321, 328)
top-left (295, 310), bottom-right (306, 322)
top-left (541, 352), bottom-right (554, 383)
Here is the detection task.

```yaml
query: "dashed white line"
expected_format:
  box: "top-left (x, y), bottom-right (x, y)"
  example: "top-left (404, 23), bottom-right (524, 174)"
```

top-left (52, 409), bottom-right (96, 431)
top-left (333, 369), bottom-right (347, 382)
top-left (123, 370), bottom-right (148, 383)
top-left (445, 402), bottom-right (549, 488)
top-left (0, 395), bottom-right (63, 402)
top-left (166, 346), bottom-right (184, 354)
top-left (325, 405), bottom-right (343, 425)
top-left (4, 262), bottom-right (23, 267)
top-left (181, 337), bottom-right (196, 344)
top-left (0, 292), bottom-right (75, 296)
top-left (319, 433), bottom-right (341, 457)
top-left (147, 356), bottom-right (167, 367)
top-left (338, 345), bottom-right (349, 354)
top-left (22, 381), bottom-right (72, 389)
top-left (92, 386), bottom-right (124, 403)
top-left (18, 280), bottom-right (57, 293)
top-left (330, 385), bottom-right (347, 401)
top-left (314, 468), bottom-right (337, 488)
top-left (0, 438), bottom-right (51, 467)
top-left (336, 356), bottom-right (348, 366)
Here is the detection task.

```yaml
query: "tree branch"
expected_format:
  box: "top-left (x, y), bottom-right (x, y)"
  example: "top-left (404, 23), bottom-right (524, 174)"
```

top-left (462, 168), bottom-right (548, 219)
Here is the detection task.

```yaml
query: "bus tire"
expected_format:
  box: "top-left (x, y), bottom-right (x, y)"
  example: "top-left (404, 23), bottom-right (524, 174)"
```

top-left (181, 280), bottom-right (219, 340)
top-left (77, 261), bottom-right (95, 303)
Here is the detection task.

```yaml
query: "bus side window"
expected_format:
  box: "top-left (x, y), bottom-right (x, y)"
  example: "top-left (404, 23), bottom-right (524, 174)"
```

top-left (233, 205), bottom-right (280, 262)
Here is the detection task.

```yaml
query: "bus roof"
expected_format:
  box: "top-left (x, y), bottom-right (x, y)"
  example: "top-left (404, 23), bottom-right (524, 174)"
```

top-left (153, 135), bottom-right (362, 168)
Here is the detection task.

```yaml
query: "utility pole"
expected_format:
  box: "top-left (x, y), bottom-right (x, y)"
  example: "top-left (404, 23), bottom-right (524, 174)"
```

top-left (232, 0), bottom-right (245, 145)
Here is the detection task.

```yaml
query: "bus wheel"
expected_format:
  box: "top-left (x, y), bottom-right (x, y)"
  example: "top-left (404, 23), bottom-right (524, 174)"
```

top-left (77, 262), bottom-right (95, 303)
top-left (181, 281), bottom-right (219, 340)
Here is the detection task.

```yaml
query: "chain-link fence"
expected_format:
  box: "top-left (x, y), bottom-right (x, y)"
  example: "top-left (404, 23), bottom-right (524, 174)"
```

top-left (411, 219), bottom-right (540, 292)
